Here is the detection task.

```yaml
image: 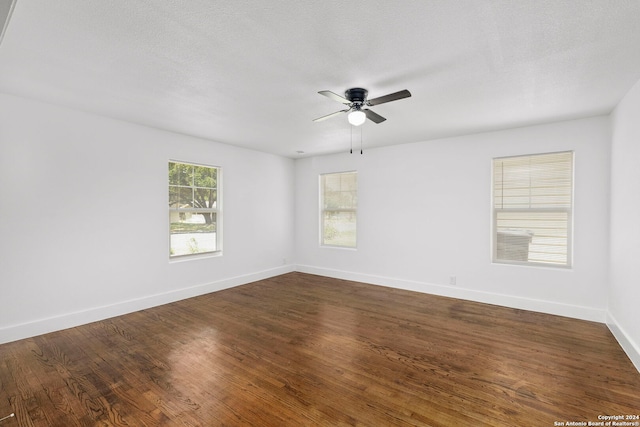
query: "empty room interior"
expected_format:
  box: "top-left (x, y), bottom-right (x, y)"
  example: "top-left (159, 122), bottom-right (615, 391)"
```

top-left (1, 1), bottom-right (640, 426)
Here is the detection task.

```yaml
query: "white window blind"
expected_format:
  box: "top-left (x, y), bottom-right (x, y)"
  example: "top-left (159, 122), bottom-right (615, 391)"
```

top-left (493, 151), bottom-right (573, 266)
top-left (320, 171), bottom-right (357, 248)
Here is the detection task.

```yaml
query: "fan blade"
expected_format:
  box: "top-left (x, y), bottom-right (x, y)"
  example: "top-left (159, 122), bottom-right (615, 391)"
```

top-left (313, 109), bottom-right (349, 122)
top-left (318, 90), bottom-right (351, 104)
top-left (367, 89), bottom-right (411, 106)
top-left (364, 109), bottom-right (386, 124)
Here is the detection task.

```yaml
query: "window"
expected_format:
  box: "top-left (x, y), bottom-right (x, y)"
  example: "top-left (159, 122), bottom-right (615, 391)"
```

top-left (492, 151), bottom-right (573, 267)
top-left (169, 161), bottom-right (220, 257)
top-left (320, 171), bottom-right (357, 248)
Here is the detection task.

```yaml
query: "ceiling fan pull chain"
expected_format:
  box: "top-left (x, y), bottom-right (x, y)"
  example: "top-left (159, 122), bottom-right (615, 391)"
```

top-left (350, 125), bottom-right (353, 154)
top-left (360, 125), bottom-right (363, 154)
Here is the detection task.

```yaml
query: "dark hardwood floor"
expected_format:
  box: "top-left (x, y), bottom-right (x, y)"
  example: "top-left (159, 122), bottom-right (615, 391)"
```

top-left (1, 272), bottom-right (639, 426)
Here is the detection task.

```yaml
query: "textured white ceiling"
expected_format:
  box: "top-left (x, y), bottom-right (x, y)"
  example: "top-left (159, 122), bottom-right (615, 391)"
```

top-left (1, 1), bottom-right (640, 157)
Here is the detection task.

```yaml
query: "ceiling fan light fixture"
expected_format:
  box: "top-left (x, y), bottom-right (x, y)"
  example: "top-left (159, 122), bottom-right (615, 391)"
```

top-left (348, 109), bottom-right (366, 126)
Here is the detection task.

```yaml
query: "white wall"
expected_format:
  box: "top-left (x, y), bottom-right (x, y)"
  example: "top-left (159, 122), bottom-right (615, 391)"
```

top-left (0, 90), bottom-right (624, 358)
top-left (608, 78), bottom-right (640, 370)
top-left (295, 116), bottom-right (611, 321)
top-left (0, 93), bottom-right (295, 343)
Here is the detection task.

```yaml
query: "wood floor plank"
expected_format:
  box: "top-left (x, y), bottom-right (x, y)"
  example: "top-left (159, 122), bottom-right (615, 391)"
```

top-left (1, 272), bottom-right (639, 426)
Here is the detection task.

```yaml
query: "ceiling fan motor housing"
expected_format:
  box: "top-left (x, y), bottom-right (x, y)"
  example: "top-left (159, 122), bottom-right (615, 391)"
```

top-left (345, 88), bottom-right (368, 105)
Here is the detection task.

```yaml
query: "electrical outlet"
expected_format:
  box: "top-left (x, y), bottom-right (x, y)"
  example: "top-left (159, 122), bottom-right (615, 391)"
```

top-left (449, 276), bottom-right (457, 286)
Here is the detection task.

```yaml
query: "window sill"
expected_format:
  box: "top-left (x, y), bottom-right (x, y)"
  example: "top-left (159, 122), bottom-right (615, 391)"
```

top-left (169, 251), bottom-right (222, 263)
top-left (492, 259), bottom-right (572, 270)
top-left (320, 245), bottom-right (357, 251)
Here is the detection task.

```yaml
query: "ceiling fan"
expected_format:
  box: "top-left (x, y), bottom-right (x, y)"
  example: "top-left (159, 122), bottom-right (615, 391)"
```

top-left (313, 87), bottom-right (411, 126)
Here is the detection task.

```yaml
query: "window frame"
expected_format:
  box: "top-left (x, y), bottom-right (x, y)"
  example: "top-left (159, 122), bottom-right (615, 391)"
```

top-left (491, 151), bottom-right (574, 268)
top-left (320, 171), bottom-right (358, 249)
top-left (168, 160), bottom-right (221, 259)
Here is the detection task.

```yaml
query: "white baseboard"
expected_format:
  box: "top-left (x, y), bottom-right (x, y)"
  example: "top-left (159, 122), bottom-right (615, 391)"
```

top-left (606, 312), bottom-right (640, 374)
top-left (295, 265), bottom-right (606, 323)
top-left (0, 265), bottom-right (295, 345)
top-left (1, 264), bottom-right (611, 348)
